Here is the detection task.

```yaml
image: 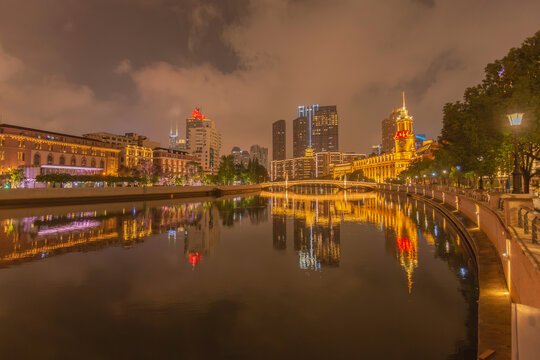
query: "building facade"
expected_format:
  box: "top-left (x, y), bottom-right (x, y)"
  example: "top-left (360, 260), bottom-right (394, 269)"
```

top-left (333, 94), bottom-right (416, 182)
top-left (153, 147), bottom-right (198, 176)
top-left (231, 147), bottom-right (250, 167)
top-left (293, 116), bottom-right (310, 158)
top-left (186, 108), bottom-right (221, 175)
top-left (382, 108), bottom-right (400, 154)
top-left (0, 124), bottom-right (120, 177)
top-left (272, 120), bottom-right (286, 161)
top-left (120, 145), bottom-right (153, 169)
top-left (314, 151), bottom-right (365, 178)
top-left (250, 144), bottom-right (268, 169)
top-left (311, 105), bottom-right (339, 153)
top-left (83, 132), bottom-right (160, 149)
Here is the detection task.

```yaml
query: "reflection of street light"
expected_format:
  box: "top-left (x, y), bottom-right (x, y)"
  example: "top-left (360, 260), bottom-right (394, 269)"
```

top-left (507, 113), bottom-right (524, 194)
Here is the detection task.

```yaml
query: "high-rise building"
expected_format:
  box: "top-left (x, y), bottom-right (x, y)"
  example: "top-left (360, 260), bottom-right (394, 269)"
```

top-left (382, 108), bottom-right (400, 154)
top-left (297, 104), bottom-right (319, 148)
top-left (231, 147), bottom-right (250, 166)
top-left (272, 120), bottom-right (286, 161)
top-left (415, 134), bottom-right (426, 150)
top-left (186, 108), bottom-right (222, 175)
top-left (250, 144), bottom-right (268, 169)
top-left (293, 116), bottom-right (309, 158)
top-left (311, 105), bottom-right (338, 153)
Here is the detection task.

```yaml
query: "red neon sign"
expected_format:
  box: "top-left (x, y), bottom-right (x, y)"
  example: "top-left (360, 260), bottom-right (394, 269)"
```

top-left (191, 108), bottom-right (206, 120)
top-left (395, 130), bottom-right (409, 139)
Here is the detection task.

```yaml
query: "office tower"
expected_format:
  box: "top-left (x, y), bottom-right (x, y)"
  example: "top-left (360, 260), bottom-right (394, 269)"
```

top-left (297, 104), bottom-right (319, 148)
top-left (293, 116), bottom-right (309, 158)
top-left (272, 120), bottom-right (286, 161)
top-left (311, 105), bottom-right (339, 153)
top-left (382, 108), bottom-right (400, 154)
top-left (186, 108), bottom-right (222, 175)
top-left (250, 144), bottom-right (269, 169)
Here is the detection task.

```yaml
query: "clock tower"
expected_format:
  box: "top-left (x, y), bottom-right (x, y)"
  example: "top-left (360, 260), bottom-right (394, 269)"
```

top-left (394, 92), bottom-right (415, 159)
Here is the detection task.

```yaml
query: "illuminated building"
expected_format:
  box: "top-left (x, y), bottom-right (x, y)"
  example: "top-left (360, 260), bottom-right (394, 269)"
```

top-left (120, 145), bottom-right (153, 169)
top-left (293, 116), bottom-right (310, 158)
top-left (153, 147), bottom-right (199, 176)
top-left (0, 123), bottom-right (120, 177)
top-left (83, 131), bottom-right (160, 149)
top-left (272, 120), bottom-right (286, 161)
top-left (186, 108), bottom-right (222, 175)
top-left (311, 105), bottom-right (339, 153)
top-left (333, 93), bottom-right (416, 182)
top-left (272, 150), bottom-right (364, 180)
top-left (250, 144), bottom-right (269, 169)
top-left (382, 108), bottom-right (400, 154)
top-left (271, 148), bottom-right (315, 180)
top-left (315, 151), bottom-right (365, 178)
top-left (169, 118), bottom-right (188, 151)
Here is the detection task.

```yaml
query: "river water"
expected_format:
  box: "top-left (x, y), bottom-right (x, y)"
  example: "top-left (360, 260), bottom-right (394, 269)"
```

top-left (0, 190), bottom-right (478, 359)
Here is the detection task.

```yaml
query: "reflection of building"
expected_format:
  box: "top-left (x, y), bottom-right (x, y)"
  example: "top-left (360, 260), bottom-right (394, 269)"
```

top-left (264, 191), bottom-right (419, 290)
top-left (273, 215), bottom-right (287, 250)
top-left (0, 124), bottom-right (120, 176)
top-left (186, 108), bottom-right (222, 175)
top-left (272, 120), bottom-right (286, 161)
top-left (334, 93), bottom-right (416, 182)
top-left (184, 206), bottom-right (220, 259)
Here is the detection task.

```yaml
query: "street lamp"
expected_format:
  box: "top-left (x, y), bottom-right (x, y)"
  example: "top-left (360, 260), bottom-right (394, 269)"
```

top-left (507, 113), bottom-right (524, 194)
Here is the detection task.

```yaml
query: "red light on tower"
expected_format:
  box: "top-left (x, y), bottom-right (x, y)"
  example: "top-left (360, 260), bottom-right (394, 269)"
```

top-left (191, 108), bottom-right (206, 120)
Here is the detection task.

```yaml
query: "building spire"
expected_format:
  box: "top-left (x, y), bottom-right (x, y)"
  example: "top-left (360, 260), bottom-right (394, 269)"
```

top-left (402, 91), bottom-right (406, 110)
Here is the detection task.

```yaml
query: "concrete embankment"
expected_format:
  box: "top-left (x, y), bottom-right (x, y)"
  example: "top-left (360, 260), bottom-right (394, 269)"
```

top-left (0, 184), bottom-right (262, 207)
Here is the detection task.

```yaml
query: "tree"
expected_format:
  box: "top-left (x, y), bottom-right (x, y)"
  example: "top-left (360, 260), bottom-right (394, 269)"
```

top-left (217, 155), bottom-right (237, 185)
top-left (9, 168), bottom-right (25, 188)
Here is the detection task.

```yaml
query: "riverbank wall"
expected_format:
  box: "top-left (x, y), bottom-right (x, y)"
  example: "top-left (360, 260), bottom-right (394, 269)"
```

top-left (0, 184), bottom-right (262, 207)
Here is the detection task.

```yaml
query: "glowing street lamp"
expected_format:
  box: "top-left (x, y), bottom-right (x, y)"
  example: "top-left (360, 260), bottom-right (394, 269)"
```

top-left (507, 113), bottom-right (524, 194)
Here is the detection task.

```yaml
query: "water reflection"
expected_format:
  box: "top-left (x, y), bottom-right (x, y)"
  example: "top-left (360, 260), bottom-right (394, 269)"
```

top-left (0, 191), bottom-right (477, 359)
top-left (263, 190), bottom-right (475, 296)
top-left (0, 195), bottom-right (269, 268)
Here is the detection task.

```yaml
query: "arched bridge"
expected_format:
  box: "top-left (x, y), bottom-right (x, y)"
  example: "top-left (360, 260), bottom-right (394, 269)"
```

top-left (261, 179), bottom-right (377, 190)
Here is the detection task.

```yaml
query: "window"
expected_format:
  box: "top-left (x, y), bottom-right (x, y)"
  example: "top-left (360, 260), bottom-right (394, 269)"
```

top-left (34, 153), bottom-right (41, 166)
top-left (0, 138), bottom-right (4, 146)
top-left (48, 145), bottom-right (52, 151)
top-left (81, 158), bottom-right (87, 166)
top-left (100, 160), bottom-right (105, 169)
top-left (59, 156), bottom-right (65, 165)
top-left (18, 140), bottom-right (24, 148)
top-left (47, 154), bottom-right (53, 165)
top-left (17, 151), bottom-right (25, 161)
top-left (0, 150), bottom-right (4, 160)
top-left (91, 158), bottom-right (96, 167)
top-left (71, 156), bottom-right (76, 166)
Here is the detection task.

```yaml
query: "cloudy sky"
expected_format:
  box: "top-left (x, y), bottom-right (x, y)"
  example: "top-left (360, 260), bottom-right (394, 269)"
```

top-left (0, 0), bottom-right (538, 155)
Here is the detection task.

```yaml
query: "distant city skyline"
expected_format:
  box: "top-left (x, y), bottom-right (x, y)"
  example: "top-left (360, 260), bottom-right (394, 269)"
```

top-left (0, 1), bottom-right (538, 154)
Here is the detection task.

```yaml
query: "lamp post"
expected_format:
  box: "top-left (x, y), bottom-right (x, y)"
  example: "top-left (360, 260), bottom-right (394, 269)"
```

top-left (507, 113), bottom-right (524, 194)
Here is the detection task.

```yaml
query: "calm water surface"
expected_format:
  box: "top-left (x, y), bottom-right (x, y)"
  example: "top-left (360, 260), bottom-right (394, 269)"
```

top-left (0, 190), bottom-right (478, 359)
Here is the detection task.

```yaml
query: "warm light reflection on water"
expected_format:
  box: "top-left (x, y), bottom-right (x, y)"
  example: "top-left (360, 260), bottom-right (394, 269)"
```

top-left (0, 191), bottom-right (478, 359)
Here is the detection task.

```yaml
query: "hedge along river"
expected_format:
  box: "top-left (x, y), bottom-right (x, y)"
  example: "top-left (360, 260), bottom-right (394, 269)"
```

top-left (0, 190), bottom-right (477, 359)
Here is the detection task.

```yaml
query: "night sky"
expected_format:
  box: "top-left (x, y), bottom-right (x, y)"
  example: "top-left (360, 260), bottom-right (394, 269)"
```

top-left (0, 0), bottom-right (538, 155)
